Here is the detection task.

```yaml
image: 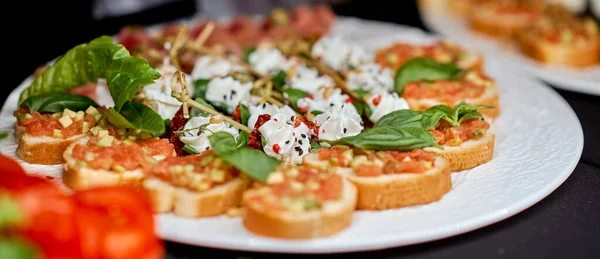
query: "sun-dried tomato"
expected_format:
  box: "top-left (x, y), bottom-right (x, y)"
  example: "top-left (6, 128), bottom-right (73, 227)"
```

top-left (248, 114), bottom-right (271, 150)
top-left (168, 107), bottom-right (189, 156)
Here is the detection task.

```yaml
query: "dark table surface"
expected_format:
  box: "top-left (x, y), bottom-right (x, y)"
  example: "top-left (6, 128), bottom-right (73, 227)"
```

top-left (5, 1), bottom-right (599, 258)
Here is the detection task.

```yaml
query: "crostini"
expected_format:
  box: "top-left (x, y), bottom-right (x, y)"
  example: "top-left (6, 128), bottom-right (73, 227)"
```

top-left (402, 70), bottom-right (500, 118)
top-left (304, 147), bottom-right (451, 210)
top-left (242, 164), bottom-right (357, 239)
top-left (517, 4), bottom-right (600, 67)
top-left (468, 0), bottom-right (545, 38)
top-left (14, 105), bottom-right (105, 164)
top-left (63, 134), bottom-right (175, 190)
top-left (375, 40), bottom-right (484, 72)
top-left (142, 151), bottom-right (249, 217)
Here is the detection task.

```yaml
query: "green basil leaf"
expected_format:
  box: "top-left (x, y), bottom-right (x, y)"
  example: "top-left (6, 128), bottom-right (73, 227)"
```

top-left (21, 93), bottom-right (98, 113)
top-left (394, 57), bottom-right (463, 95)
top-left (332, 126), bottom-right (439, 151)
top-left (458, 111), bottom-right (485, 123)
top-left (237, 131), bottom-right (249, 148)
top-left (375, 109), bottom-right (445, 130)
top-left (221, 147), bottom-right (279, 182)
top-left (0, 194), bottom-right (23, 228)
top-left (193, 79), bottom-right (210, 99)
top-left (453, 101), bottom-right (493, 123)
top-left (242, 47), bottom-right (256, 63)
top-left (311, 110), bottom-right (324, 116)
top-left (0, 238), bottom-right (39, 259)
top-left (105, 102), bottom-right (165, 137)
top-left (425, 104), bottom-right (457, 126)
top-left (182, 144), bottom-right (200, 155)
top-left (208, 132), bottom-right (238, 155)
top-left (163, 119), bottom-right (172, 128)
top-left (240, 104), bottom-right (251, 125)
top-left (19, 36), bottom-right (160, 111)
top-left (353, 101), bottom-right (364, 116)
top-left (271, 70), bottom-right (287, 92)
top-left (310, 140), bottom-right (322, 151)
top-left (261, 135), bottom-right (267, 148)
top-left (353, 89), bottom-right (370, 100)
top-left (0, 132), bottom-right (8, 140)
top-left (282, 88), bottom-right (309, 109)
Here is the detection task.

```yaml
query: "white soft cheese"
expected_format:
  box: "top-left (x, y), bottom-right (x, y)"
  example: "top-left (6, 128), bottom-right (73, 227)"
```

top-left (311, 36), bottom-right (371, 72)
top-left (142, 64), bottom-right (194, 120)
top-left (296, 87), bottom-right (353, 113)
top-left (259, 114), bottom-right (312, 164)
top-left (247, 103), bottom-right (296, 129)
top-left (249, 48), bottom-right (288, 74)
top-left (286, 58), bottom-right (335, 94)
top-left (347, 63), bottom-right (394, 93)
top-left (191, 55), bottom-right (243, 80)
top-left (313, 104), bottom-right (363, 141)
top-left (205, 76), bottom-right (253, 114)
top-left (179, 116), bottom-right (240, 152)
top-left (366, 91), bottom-right (410, 123)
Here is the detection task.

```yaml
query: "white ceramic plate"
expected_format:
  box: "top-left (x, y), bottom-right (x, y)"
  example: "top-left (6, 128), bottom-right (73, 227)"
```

top-left (0, 17), bottom-right (583, 253)
top-left (419, 0), bottom-right (600, 96)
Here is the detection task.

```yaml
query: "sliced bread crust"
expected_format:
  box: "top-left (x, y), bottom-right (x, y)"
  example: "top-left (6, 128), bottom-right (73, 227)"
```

top-left (143, 177), bottom-right (249, 217)
top-left (518, 33), bottom-right (599, 67)
top-left (242, 178), bottom-right (357, 239)
top-left (17, 132), bottom-right (87, 165)
top-left (338, 157), bottom-right (451, 210)
top-left (424, 131), bottom-right (495, 171)
top-left (468, 8), bottom-right (538, 38)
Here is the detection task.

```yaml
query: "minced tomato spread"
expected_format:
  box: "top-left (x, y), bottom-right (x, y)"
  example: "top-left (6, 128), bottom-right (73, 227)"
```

top-left (428, 118), bottom-right (490, 146)
top-left (350, 149), bottom-right (435, 177)
top-left (403, 71), bottom-right (493, 104)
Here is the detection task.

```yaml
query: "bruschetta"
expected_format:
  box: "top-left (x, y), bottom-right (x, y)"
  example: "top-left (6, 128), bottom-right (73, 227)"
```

top-left (142, 151), bottom-right (250, 217)
top-left (63, 134), bottom-right (175, 190)
top-left (375, 40), bottom-right (484, 73)
top-left (402, 70), bottom-right (500, 118)
top-left (14, 106), bottom-right (106, 164)
top-left (425, 118), bottom-right (494, 171)
top-left (242, 164), bottom-right (357, 239)
top-left (517, 4), bottom-right (600, 67)
top-left (468, 0), bottom-right (545, 38)
top-left (304, 147), bottom-right (451, 210)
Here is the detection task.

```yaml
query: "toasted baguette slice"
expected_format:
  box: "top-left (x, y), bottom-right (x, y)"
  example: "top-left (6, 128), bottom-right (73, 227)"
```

top-left (143, 177), bottom-right (249, 217)
top-left (242, 178), bottom-right (357, 239)
top-left (16, 127), bottom-right (87, 165)
top-left (63, 137), bottom-right (145, 190)
top-left (468, 7), bottom-right (539, 38)
top-left (518, 33), bottom-right (600, 67)
top-left (406, 86), bottom-right (500, 118)
top-left (337, 157), bottom-right (451, 210)
top-left (425, 131), bottom-right (495, 171)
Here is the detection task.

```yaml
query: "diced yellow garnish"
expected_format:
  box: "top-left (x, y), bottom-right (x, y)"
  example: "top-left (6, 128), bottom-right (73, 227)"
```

top-left (90, 126), bottom-right (101, 136)
top-left (63, 108), bottom-right (77, 118)
top-left (112, 165), bottom-right (126, 173)
top-left (286, 167), bottom-right (299, 177)
top-left (82, 122), bottom-right (90, 134)
top-left (58, 116), bottom-right (73, 128)
top-left (197, 182), bottom-right (211, 192)
top-left (290, 181), bottom-right (304, 192)
top-left (306, 181), bottom-right (320, 191)
top-left (23, 114), bottom-right (32, 119)
top-left (446, 138), bottom-right (463, 146)
top-left (53, 129), bottom-right (63, 139)
top-left (75, 111), bottom-right (85, 121)
top-left (85, 106), bottom-right (99, 115)
top-left (93, 113), bottom-right (103, 121)
top-left (140, 132), bottom-right (153, 140)
top-left (97, 130), bottom-right (109, 138)
top-left (184, 165), bottom-right (195, 173)
top-left (210, 170), bottom-right (226, 182)
top-left (51, 112), bottom-right (62, 118)
top-left (96, 135), bottom-right (114, 147)
top-left (266, 172), bottom-right (284, 184)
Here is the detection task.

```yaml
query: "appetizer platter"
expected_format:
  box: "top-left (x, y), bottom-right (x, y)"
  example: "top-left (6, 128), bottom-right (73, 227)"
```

top-left (419, 0), bottom-right (600, 95)
top-left (0, 5), bottom-right (584, 254)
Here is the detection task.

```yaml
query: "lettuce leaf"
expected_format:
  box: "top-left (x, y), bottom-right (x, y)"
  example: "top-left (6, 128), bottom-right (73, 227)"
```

top-left (18, 36), bottom-right (160, 112)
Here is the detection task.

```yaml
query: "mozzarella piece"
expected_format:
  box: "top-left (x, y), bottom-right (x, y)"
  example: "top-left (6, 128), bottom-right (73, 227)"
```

top-left (259, 114), bottom-right (312, 164)
top-left (247, 103), bottom-right (296, 129)
top-left (313, 104), bottom-right (363, 141)
top-left (249, 48), bottom-right (288, 74)
top-left (142, 64), bottom-right (194, 120)
top-left (191, 55), bottom-right (243, 80)
top-left (286, 59), bottom-right (335, 94)
top-left (347, 63), bottom-right (394, 93)
top-left (297, 87), bottom-right (353, 114)
top-left (366, 91), bottom-right (410, 123)
top-left (311, 36), bottom-right (371, 72)
top-left (205, 76), bottom-right (253, 114)
top-left (179, 116), bottom-right (240, 152)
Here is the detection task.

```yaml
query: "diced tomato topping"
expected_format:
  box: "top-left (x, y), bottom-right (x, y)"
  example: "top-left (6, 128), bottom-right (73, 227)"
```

top-left (18, 110), bottom-right (98, 138)
top-left (429, 119), bottom-right (490, 145)
top-left (355, 164), bottom-right (383, 177)
top-left (317, 147), bottom-right (349, 167)
top-left (403, 80), bottom-right (486, 104)
top-left (372, 95), bottom-right (382, 106)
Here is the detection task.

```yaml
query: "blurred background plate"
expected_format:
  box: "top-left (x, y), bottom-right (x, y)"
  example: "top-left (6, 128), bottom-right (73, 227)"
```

top-left (419, 0), bottom-right (600, 96)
